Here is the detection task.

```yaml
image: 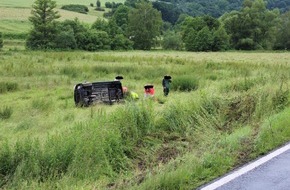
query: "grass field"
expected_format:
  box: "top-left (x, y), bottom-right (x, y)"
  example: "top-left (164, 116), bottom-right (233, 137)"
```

top-left (0, 0), bottom-right (125, 8)
top-left (0, 0), bottom-right (114, 36)
top-left (0, 50), bottom-right (289, 189)
top-left (0, 7), bottom-right (104, 24)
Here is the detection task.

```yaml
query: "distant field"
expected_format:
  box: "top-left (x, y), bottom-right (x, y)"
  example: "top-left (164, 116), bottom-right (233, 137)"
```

top-left (0, 20), bottom-right (31, 33)
top-left (0, 7), bottom-right (102, 23)
top-left (0, 6), bottom-right (105, 35)
top-left (0, 0), bottom-right (118, 35)
top-left (0, 0), bottom-right (124, 8)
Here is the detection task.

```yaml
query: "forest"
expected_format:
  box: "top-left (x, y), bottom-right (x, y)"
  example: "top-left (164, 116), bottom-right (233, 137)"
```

top-left (154, 0), bottom-right (290, 18)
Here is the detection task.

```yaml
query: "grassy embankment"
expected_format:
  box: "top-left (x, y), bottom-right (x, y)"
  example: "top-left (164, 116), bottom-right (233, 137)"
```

top-left (0, 51), bottom-right (289, 189)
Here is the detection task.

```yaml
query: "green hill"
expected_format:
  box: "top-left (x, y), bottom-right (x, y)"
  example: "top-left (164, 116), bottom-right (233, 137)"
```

top-left (0, 0), bottom-right (124, 8)
top-left (154, 0), bottom-right (290, 23)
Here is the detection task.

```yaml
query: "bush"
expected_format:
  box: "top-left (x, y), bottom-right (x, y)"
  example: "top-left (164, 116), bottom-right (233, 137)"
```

top-left (76, 30), bottom-right (111, 51)
top-left (96, 0), bottom-right (101, 8)
top-left (162, 31), bottom-right (183, 50)
top-left (61, 4), bottom-right (89, 14)
top-left (111, 34), bottom-right (133, 50)
top-left (171, 75), bottom-right (199, 91)
top-left (54, 24), bottom-right (77, 50)
top-left (95, 7), bottom-right (105, 11)
top-left (105, 2), bottom-right (112, 8)
top-left (61, 19), bottom-right (88, 50)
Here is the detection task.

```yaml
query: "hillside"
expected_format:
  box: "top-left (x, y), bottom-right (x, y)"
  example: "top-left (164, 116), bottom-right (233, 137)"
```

top-left (154, 0), bottom-right (290, 21)
top-left (0, 0), bottom-right (124, 8)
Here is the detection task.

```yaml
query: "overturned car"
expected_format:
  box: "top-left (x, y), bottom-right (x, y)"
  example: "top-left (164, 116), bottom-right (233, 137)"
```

top-left (74, 80), bottom-right (124, 107)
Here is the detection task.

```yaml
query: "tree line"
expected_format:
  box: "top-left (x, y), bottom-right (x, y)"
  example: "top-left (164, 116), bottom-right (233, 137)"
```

top-left (153, 0), bottom-right (290, 21)
top-left (25, 0), bottom-right (290, 51)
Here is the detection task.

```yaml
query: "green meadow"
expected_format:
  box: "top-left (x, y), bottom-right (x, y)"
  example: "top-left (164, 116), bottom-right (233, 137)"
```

top-left (0, 50), bottom-right (289, 189)
top-left (0, 0), bottom-right (124, 8)
top-left (0, 0), bottom-right (115, 41)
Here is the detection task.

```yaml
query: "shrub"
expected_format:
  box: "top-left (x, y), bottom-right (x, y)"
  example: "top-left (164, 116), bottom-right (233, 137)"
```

top-left (0, 106), bottom-right (13, 120)
top-left (76, 30), bottom-right (111, 51)
top-left (54, 24), bottom-right (77, 50)
top-left (95, 7), bottom-right (105, 11)
top-left (171, 75), bottom-right (199, 91)
top-left (162, 31), bottom-right (183, 50)
top-left (96, 0), bottom-right (101, 8)
top-left (105, 2), bottom-right (112, 8)
top-left (91, 18), bottom-right (109, 32)
top-left (111, 34), bottom-right (133, 50)
top-left (61, 4), bottom-right (89, 14)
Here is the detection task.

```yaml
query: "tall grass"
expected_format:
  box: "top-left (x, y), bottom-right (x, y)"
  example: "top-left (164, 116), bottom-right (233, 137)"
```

top-left (0, 51), bottom-right (289, 189)
top-left (171, 75), bottom-right (199, 91)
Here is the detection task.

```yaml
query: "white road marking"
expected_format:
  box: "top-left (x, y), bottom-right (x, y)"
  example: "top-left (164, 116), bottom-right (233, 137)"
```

top-left (200, 143), bottom-right (290, 190)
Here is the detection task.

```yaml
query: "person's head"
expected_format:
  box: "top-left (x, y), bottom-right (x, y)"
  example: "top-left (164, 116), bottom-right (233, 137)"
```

top-left (115, 75), bottom-right (124, 81)
top-left (164, 75), bottom-right (172, 80)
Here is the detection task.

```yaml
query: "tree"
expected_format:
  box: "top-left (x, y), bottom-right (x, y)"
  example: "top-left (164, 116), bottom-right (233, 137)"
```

top-left (181, 15), bottom-right (227, 51)
top-left (0, 32), bottom-right (3, 49)
top-left (152, 1), bottom-right (181, 24)
top-left (26, 0), bottom-right (60, 49)
top-left (128, 1), bottom-right (162, 50)
top-left (60, 18), bottom-right (88, 49)
top-left (195, 26), bottom-right (213, 51)
top-left (112, 5), bottom-right (130, 32)
top-left (162, 31), bottom-right (183, 50)
top-left (76, 30), bottom-right (110, 51)
top-left (91, 18), bottom-right (109, 31)
top-left (222, 0), bottom-right (280, 50)
top-left (274, 11), bottom-right (290, 50)
top-left (212, 26), bottom-right (230, 51)
top-left (96, 0), bottom-right (101, 8)
top-left (53, 23), bottom-right (77, 49)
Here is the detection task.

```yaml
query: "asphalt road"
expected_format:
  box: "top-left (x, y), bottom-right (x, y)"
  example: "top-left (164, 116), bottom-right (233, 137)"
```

top-left (199, 143), bottom-right (290, 190)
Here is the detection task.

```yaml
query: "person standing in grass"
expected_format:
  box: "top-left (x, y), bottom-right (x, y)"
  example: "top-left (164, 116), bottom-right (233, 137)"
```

top-left (162, 75), bottom-right (172, 96)
top-left (144, 84), bottom-right (155, 98)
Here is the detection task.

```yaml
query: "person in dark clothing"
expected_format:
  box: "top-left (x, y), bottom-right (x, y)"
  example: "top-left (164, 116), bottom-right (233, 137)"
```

top-left (162, 75), bottom-right (172, 96)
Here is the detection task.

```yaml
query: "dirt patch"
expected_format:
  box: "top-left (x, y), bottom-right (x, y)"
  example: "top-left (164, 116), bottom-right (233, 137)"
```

top-left (157, 144), bottom-right (180, 164)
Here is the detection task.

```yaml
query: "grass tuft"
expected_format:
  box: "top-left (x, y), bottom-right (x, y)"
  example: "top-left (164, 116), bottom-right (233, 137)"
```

top-left (171, 75), bottom-right (199, 91)
top-left (0, 106), bottom-right (13, 120)
top-left (0, 82), bottom-right (19, 93)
